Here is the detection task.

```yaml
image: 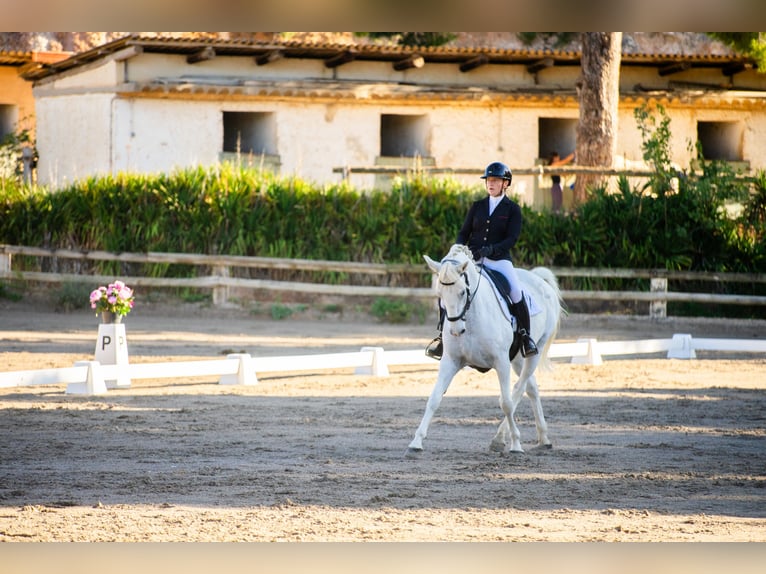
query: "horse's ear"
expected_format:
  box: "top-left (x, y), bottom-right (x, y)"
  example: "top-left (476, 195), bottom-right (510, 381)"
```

top-left (423, 255), bottom-right (441, 274)
top-left (456, 260), bottom-right (469, 274)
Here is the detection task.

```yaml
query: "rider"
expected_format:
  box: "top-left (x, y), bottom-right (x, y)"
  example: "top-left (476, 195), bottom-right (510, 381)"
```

top-left (427, 161), bottom-right (538, 359)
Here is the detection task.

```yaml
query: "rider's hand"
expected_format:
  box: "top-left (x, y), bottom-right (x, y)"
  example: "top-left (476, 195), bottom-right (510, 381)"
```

top-left (479, 245), bottom-right (492, 258)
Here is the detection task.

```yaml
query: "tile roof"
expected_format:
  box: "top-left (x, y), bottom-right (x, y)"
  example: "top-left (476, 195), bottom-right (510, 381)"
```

top-left (20, 34), bottom-right (756, 82)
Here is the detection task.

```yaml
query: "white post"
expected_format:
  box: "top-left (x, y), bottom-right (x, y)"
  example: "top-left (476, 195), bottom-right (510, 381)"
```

top-left (219, 353), bottom-right (257, 385)
top-left (67, 361), bottom-right (108, 395)
top-left (650, 277), bottom-right (668, 319)
top-left (94, 323), bottom-right (131, 388)
top-left (355, 347), bottom-right (390, 376)
top-left (570, 338), bottom-right (603, 366)
top-left (0, 251), bottom-right (10, 274)
top-left (212, 265), bottom-right (230, 307)
top-left (668, 333), bottom-right (696, 359)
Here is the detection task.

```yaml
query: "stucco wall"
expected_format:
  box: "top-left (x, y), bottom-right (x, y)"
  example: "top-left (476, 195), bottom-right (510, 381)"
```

top-left (42, 59), bottom-right (120, 90)
top-left (111, 98), bottom-right (220, 174)
top-left (35, 93), bottom-right (113, 186)
top-left (127, 53), bottom-right (329, 84)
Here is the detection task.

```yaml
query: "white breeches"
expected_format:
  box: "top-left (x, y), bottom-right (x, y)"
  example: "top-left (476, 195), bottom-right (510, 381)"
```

top-left (482, 258), bottom-right (522, 303)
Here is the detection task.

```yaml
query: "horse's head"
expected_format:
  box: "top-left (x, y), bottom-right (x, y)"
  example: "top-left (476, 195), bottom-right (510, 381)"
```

top-left (424, 246), bottom-right (477, 337)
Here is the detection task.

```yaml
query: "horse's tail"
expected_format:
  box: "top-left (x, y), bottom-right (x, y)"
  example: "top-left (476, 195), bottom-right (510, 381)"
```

top-left (531, 266), bottom-right (566, 371)
top-left (531, 266), bottom-right (562, 300)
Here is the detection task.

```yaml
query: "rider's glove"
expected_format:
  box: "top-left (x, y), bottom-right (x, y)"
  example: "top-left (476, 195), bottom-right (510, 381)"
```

top-left (479, 245), bottom-right (493, 258)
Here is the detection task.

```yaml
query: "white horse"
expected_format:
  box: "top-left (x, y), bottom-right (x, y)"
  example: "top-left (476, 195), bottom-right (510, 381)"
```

top-left (408, 243), bottom-right (565, 454)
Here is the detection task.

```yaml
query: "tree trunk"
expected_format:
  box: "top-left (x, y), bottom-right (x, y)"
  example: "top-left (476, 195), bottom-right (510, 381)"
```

top-left (574, 33), bottom-right (622, 205)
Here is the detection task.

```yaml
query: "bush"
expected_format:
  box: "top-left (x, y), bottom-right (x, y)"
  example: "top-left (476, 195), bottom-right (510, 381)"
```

top-left (370, 297), bottom-right (428, 324)
top-left (0, 156), bottom-right (763, 285)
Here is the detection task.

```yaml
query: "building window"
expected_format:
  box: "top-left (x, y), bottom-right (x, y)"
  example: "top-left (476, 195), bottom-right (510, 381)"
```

top-left (0, 105), bottom-right (17, 140)
top-left (379, 114), bottom-right (430, 157)
top-left (221, 111), bottom-right (279, 171)
top-left (538, 117), bottom-right (577, 160)
top-left (697, 121), bottom-right (743, 161)
top-left (222, 111), bottom-right (277, 155)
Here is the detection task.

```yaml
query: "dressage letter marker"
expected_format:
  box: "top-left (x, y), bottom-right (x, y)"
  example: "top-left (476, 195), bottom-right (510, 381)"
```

top-left (94, 323), bottom-right (131, 389)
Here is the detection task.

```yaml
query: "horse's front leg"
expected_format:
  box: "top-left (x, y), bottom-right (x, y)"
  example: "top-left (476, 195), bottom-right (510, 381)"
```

top-left (407, 359), bottom-right (460, 452)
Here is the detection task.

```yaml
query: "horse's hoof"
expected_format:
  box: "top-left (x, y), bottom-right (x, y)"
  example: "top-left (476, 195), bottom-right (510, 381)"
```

top-left (405, 447), bottom-right (422, 458)
top-left (489, 441), bottom-right (505, 453)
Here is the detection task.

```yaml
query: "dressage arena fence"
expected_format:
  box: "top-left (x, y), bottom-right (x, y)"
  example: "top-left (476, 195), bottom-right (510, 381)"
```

top-left (2, 244), bottom-right (766, 319)
top-left (1, 334), bottom-right (765, 396)
top-left (2, 245), bottom-right (764, 395)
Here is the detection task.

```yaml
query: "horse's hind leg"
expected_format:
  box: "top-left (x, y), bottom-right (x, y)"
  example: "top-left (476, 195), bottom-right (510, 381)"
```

top-left (490, 362), bottom-right (526, 453)
top-left (490, 418), bottom-right (511, 453)
top-left (491, 356), bottom-right (546, 453)
top-left (525, 374), bottom-right (552, 448)
top-left (408, 360), bottom-right (460, 452)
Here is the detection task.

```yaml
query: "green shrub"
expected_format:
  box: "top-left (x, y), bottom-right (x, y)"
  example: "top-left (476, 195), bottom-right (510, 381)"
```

top-left (0, 282), bottom-right (22, 302)
top-left (0, 146), bottom-right (763, 306)
top-left (55, 282), bottom-right (91, 312)
top-left (370, 297), bottom-right (428, 324)
top-left (270, 303), bottom-right (294, 320)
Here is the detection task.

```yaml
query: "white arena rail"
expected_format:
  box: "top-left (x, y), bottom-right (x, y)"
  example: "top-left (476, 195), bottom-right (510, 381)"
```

top-left (0, 335), bottom-right (763, 396)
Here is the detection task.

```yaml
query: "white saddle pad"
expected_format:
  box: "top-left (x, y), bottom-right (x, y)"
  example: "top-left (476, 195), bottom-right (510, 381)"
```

top-left (479, 268), bottom-right (542, 326)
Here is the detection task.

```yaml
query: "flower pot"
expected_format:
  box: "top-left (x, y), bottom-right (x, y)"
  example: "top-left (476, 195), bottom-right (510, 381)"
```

top-left (101, 311), bottom-right (123, 324)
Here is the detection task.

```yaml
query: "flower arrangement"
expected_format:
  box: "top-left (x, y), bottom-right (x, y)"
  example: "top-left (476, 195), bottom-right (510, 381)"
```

top-left (89, 280), bottom-right (135, 319)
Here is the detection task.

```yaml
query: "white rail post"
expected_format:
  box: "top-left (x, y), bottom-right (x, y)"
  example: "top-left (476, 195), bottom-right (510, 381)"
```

top-left (668, 333), bottom-right (696, 359)
top-left (67, 361), bottom-right (108, 395)
top-left (650, 277), bottom-right (668, 319)
top-left (219, 353), bottom-right (257, 385)
top-left (570, 338), bottom-right (603, 365)
top-left (355, 347), bottom-right (390, 376)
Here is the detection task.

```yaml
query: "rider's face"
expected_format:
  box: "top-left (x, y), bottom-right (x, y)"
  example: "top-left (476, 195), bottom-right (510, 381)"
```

top-left (485, 177), bottom-right (506, 197)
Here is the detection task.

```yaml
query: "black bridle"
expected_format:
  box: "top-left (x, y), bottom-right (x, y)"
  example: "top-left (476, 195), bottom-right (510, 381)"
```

top-left (438, 259), bottom-right (482, 323)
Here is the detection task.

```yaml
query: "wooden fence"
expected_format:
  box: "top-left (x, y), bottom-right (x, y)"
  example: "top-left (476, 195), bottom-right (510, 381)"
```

top-left (2, 244), bottom-right (765, 318)
top-left (331, 164), bottom-right (758, 181)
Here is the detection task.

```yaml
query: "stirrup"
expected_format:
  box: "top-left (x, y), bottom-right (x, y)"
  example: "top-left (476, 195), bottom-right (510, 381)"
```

top-left (519, 331), bottom-right (539, 358)
top-left (425, 336), bottom-right (443, 360)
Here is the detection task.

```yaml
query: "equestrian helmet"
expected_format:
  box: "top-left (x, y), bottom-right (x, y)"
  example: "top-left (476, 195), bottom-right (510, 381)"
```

top-left (481, 161), bottom-right (512, 183)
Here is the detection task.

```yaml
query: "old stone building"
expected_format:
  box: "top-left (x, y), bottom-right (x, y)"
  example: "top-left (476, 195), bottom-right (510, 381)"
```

top-left (11, 33), bottom-right (766, 209)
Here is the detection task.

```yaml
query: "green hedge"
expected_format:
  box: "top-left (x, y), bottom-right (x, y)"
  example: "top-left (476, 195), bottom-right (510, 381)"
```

top-left (1, 163), bottom-right (764, 275)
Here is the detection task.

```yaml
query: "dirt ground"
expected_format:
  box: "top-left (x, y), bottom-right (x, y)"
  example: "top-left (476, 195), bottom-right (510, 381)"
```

top-left (0, 298), bottom-right (765, 542)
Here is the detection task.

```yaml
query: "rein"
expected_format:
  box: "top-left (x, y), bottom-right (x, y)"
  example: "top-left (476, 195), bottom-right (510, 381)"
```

top-left (439, 258), bottom-right (483, 322)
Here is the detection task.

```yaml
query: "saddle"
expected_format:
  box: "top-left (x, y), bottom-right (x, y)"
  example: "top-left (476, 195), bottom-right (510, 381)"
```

top-left (478, 265), bottom-right (522, 363)
top-left (479, 265), bottom-right (513, 315)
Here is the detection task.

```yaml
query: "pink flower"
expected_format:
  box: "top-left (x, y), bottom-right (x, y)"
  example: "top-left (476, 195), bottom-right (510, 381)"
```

top-left (89, 279), bottom-right (135, 318)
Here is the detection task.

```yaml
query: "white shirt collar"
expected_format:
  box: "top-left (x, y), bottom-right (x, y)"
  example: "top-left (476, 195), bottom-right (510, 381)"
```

top-left (488, 194), bottom-right (503, 214)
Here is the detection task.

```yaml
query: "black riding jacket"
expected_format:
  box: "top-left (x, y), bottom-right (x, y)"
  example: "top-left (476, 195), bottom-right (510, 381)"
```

top-left (456, 195), bottom-right (522, 262)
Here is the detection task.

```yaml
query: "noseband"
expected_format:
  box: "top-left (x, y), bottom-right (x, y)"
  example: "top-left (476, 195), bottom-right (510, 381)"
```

top-left (439, 259), bottom-right (481, 323)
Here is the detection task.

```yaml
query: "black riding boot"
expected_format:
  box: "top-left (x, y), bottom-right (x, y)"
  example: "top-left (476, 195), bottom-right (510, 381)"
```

top-left (425, 305), bottom-right (445, 359)
top-left (512, 294), bottom-right (538, 357)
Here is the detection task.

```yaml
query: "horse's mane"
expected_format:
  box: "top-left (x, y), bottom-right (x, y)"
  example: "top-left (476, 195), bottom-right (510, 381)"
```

top-left (443, 243), bottom-right (474, 263)
top-left (437, 244), bottom-right (476, 285)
